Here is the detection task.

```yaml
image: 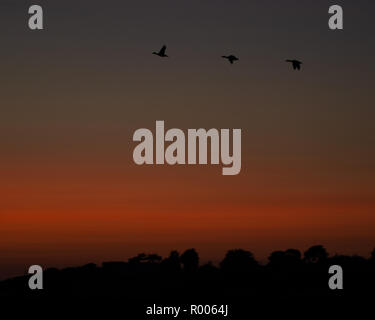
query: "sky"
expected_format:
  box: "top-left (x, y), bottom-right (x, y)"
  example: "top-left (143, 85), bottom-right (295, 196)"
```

top-left (0, 0), bottom-right (375, 279)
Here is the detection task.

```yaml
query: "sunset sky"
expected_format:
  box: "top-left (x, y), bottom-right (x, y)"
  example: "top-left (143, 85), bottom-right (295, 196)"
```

top-left (1, 0), bottom-right (375, 279)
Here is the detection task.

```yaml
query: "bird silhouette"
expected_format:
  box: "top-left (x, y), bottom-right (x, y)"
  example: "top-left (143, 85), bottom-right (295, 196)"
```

top-left (286, 59), bottom-right (302, 70)
top-left (153, 45), bottom-right (169, 58)
top-left (222, 55), bottom-right (239, 64)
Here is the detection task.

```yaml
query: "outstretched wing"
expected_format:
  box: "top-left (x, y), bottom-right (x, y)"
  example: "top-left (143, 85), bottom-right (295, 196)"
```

top-left (159, 45), bottom-right (167, 55)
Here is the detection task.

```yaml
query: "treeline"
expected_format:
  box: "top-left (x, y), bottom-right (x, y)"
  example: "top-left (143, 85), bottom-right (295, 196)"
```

top-left (1, 245), bottom-right (374, 298)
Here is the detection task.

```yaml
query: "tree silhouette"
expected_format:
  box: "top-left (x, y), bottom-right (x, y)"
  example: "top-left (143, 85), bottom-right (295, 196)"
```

top-left (304, 245), bottom-right (328, 263)
top-left (128, 253), bottom-right (147, 264)
top-left (161, 250), bottom-right (181, 273)
top-left (268, 251), bottom-right (285, 269)
top-left (180, 249), bottom-right (199, 272)
top-left (285, 249), bottom-right (301, 260)
top-left (199, 262), bottom-right (219, 274)
top-left (371, 248), bottom-right (375, 262)
top-left (268, 249), bottom-right (301, 271)
top-left (284, 249), bottom-right (302, 268)
top-left (146, 254), bottom-right (162, 263)
top-left (220, 249), bottom-right (258, 273)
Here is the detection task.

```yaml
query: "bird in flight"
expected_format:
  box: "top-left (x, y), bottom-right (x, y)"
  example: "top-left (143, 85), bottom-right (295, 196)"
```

top-left (222, 55), bottom-right (239, 64)
top-left (153, 45), bottom-right (169, 58)
top-left (286, 59), bottom-right (302, 70)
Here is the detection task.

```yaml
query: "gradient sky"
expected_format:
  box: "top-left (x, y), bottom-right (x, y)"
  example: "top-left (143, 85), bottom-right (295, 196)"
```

top-left (1, 0), bottom-right (375, 279)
